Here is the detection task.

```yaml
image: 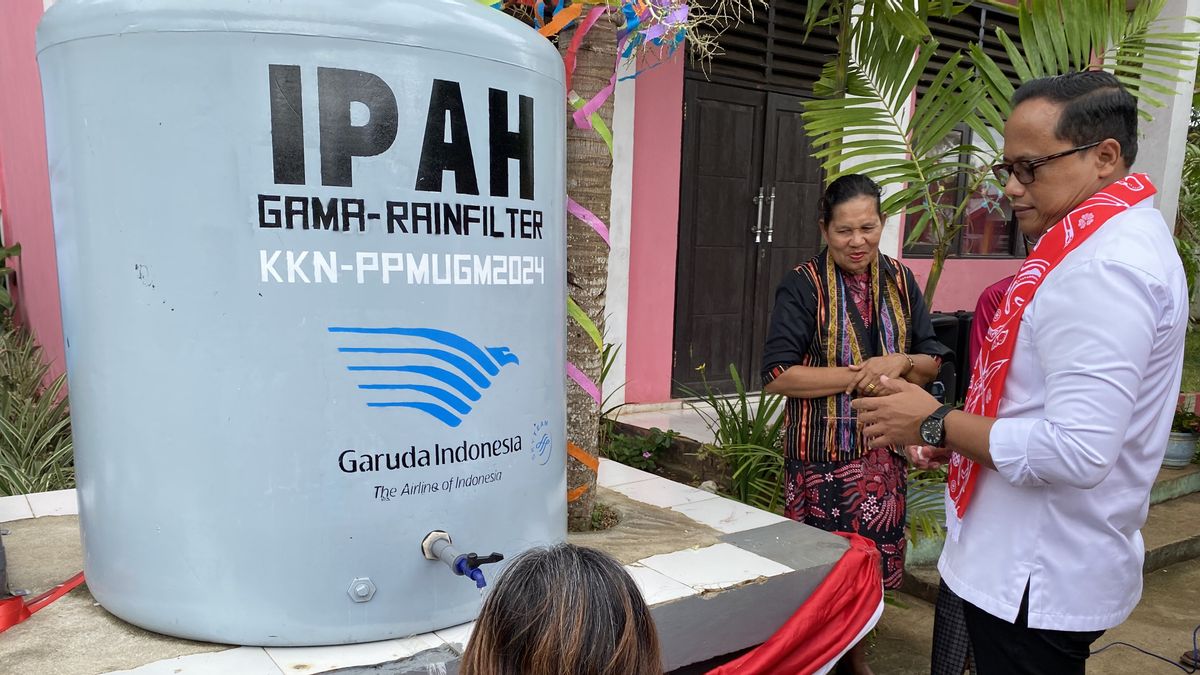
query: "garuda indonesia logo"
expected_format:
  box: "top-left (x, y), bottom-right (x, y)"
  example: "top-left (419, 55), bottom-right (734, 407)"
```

top-left (329, 326), bottom-right (519, 428)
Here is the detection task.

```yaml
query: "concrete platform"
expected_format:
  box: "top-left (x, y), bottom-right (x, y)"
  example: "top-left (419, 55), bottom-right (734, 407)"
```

top-left (0, 460), bottom-right (847, 675)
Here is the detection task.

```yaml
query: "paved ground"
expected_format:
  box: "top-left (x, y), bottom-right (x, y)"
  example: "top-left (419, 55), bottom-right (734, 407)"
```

top-left (872, 559), bottom-right (1200, 674)
top-left (0, 516), bottom-right (225, 675)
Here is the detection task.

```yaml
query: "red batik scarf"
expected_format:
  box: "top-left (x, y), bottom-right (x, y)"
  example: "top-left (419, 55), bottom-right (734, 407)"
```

top-left (947, 174), bottom-right (1156, 539)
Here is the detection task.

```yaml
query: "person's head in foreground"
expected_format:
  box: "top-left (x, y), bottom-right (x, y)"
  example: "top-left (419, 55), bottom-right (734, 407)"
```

top-left (459, 543), bottom-right (663, 675)
top-left (996, 69), bottom-right (1137, 240)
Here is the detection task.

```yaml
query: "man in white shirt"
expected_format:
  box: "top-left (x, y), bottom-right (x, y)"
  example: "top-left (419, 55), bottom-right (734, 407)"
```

top-left (852, 71), bottom-right (1188, 674)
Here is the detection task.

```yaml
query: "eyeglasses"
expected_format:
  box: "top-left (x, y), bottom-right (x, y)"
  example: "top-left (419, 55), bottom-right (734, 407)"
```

top-left (991, 141), bottom-right (1102, 185)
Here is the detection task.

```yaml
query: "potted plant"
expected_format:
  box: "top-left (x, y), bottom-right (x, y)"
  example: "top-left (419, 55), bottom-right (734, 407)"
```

top-left (1166, 408), bottom-right (1200, 469)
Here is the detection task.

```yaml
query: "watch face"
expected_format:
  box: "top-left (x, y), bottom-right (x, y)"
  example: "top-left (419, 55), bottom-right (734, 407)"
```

top-left (920, 418), bottom-right (941, 446)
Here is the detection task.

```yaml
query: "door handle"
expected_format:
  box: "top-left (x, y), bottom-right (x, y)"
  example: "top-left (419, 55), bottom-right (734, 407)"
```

top-left (766, 187), bottom-right (776, 244)
top-left (753, 187), bottom-right (764, 244)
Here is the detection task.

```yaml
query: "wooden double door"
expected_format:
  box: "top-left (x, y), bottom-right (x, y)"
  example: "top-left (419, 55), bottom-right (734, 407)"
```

top-left (671, 79), bottom-right (824, 396)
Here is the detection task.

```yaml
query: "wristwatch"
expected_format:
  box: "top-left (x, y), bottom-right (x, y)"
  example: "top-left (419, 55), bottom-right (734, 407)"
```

top-left (919, 404), bottom-right (954, 447)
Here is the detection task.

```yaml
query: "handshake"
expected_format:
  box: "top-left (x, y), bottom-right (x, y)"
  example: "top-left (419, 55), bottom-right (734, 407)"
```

top-left (905, 445), bottom-right (951, 470)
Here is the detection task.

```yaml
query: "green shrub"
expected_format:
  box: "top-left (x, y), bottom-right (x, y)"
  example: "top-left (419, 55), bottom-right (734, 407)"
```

top-left (602, 427), bottom-right (678, 471)
top-left (681, 364), bottom-right (786, 513)
top-left (907, 469), bottom-right (947, 544)
top-left (0, 321), bottom-right (73, 496)
top-left (1173, 407), bottom-right (1200, 434)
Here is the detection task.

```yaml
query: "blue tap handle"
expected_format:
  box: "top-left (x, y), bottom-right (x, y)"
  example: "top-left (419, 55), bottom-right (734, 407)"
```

top-left (454, 557), bottom-right (488, 588)
top-left (468, 568), bottom-right (486, 589)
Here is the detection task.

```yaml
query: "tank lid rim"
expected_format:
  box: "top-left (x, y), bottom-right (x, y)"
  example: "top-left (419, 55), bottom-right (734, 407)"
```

top-left (35, 0), bottom-right (566, 79)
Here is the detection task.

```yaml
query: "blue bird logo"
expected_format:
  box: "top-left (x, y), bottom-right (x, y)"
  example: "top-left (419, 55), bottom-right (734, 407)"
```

top-left (329, 327), bottom-right (520, 428)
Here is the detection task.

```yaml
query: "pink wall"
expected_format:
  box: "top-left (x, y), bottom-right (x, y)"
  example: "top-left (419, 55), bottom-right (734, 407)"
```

top-left (624, 54), bottom-right (684, 403)
top-left (903, 257), bottom-right (1023, 313)
top-left (0, 0), bottom-right (65, 380)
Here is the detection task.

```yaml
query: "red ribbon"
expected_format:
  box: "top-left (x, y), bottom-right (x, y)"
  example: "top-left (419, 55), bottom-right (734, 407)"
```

top-left (564, 6), bottom-right (608, 93)
top-left (707, 534), bottom-right (883, 675)
top-left (0, 571), bottom-right (85, 633)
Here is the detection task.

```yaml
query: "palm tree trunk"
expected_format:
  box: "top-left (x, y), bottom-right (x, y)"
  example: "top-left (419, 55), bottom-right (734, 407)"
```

top-left (560, 12), bottom-right (616, 532)
top-left (925, 244), bottom-right (947, 309)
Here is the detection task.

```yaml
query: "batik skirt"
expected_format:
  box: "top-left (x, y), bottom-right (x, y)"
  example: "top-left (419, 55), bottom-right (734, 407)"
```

top-left (783, 446), bottom-right (907, 590)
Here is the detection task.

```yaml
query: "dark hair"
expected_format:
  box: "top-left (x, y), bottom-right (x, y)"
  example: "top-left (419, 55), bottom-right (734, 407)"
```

top-left (1011, 70), bottom-right (1138, 167)
top-left (460, 544), bottom-right (663, 675)
top-left (819, 174), bottom-right (883, 227)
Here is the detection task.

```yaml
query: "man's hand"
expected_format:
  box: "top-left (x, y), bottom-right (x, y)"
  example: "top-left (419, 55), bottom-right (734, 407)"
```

top-left (905, 445), bottom-right (952, 470)
top-left (846, 353), bottom-right (910, 396)
top-left (851, 376), bottom-right (942, 448)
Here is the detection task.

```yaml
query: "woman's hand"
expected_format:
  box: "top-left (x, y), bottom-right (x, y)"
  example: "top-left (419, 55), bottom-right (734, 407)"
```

top-left (846, 353), bottom-right (910, 396)
top-left (904, 445), bottom-right (951, 470)
top-left (852, 376), bottom-right (942, 448)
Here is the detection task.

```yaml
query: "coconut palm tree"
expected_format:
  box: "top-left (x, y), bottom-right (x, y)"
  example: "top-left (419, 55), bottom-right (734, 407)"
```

top-left (559, 15), bottom-right (617, 532)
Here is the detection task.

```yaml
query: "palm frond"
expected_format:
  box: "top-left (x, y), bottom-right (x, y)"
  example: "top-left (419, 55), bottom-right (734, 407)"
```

top-left (983, 0), bottom-right (1200, 120)
top-left (907, 474), bottom-right (947, 543)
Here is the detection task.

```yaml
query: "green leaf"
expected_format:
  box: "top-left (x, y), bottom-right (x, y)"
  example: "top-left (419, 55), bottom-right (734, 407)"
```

top-left (0, 324), bottom-right (73, 497)
top-left (567, 296), bottom-right (603, 352)
top-left (679, 363), bottom-right (786, 510)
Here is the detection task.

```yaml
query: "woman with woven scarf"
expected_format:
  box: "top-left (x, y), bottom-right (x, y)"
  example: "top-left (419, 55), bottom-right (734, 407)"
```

top-left (762, 174), bottom-right (949, 674)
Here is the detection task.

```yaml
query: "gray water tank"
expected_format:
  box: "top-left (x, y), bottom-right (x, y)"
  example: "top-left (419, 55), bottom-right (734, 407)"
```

top-left (38, 0), bottom-right (567, 646)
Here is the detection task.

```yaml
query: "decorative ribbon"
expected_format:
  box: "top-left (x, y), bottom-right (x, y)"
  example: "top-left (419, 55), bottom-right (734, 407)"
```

top-left (566, 360), bottom-right (602, 405)
top-left (618, 55), bottom-right (672, 81)
top-left (483, 0), bottom-right (689, 73)
top-left (0, 571), bottom-right (85, 633)
top-left (568, 441), bottom-right (600, 472)
top-left (538, 2), bottom-right (582, 36)
top-left (567, 441), bottom-right (600, 502)
top-left (708, 534), bottom-right (883, 674)
top-left (618, 0), bottom-right (688, 58)
top-left (564, 5), bottom-right (609, 92)
top-left (567, 92), bottom-right (614, 155)
top-left (567, 296), bottom-right (604, 351)
top-left (567, 196), bottom-right (612, 247)
top-left (572, 74), bottom-right (616, 130)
